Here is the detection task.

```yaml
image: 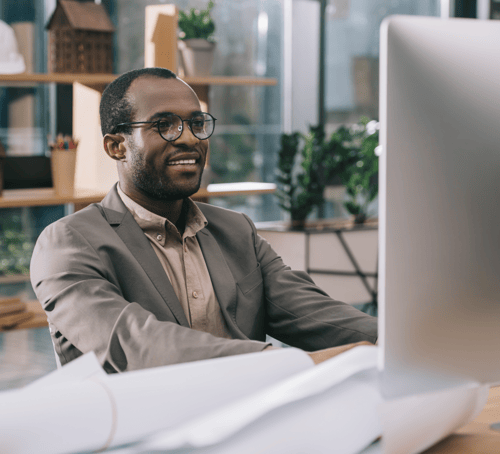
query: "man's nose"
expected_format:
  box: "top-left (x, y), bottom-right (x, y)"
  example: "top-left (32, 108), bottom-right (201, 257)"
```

top-left (175, 123), bottom-right (200, 147)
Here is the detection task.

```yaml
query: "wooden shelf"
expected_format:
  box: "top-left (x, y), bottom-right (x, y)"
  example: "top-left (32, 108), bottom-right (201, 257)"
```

top-left (0, 73), bottom-right (116, 85)
top-left (0, 73), bottom-right (277, 87)
top-left (0, 275), bottom-right (31, 285)
top-left (0, 183), bottom-right (276, 209)
top-left (0, 188), bottom-right (108, 209)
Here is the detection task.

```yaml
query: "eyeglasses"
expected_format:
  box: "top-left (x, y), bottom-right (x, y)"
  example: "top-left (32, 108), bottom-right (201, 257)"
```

top-left (112, 112), bottom-right (217, 142)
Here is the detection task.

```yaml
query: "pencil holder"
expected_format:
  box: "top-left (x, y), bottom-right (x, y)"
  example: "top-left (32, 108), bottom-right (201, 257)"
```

top-left (51, 149), bottom-right (77, 196)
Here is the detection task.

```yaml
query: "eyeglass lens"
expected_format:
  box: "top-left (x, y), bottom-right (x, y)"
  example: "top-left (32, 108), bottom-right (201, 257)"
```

top-left (157, 113), bottom-right (215, 141)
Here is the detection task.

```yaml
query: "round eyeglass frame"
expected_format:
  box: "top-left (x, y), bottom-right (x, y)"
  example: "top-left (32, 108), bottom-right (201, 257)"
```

top-left (111, 112), bottom-right (217, 142)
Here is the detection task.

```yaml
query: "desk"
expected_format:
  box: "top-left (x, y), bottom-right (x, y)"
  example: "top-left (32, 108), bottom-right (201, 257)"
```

top-left (424, 386), bottom-right (500, 453)
top-left (2, 299), bottom-right (499, 453)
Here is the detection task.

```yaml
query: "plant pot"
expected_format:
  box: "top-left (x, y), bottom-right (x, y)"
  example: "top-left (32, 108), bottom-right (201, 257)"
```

top-left (352, 213), bottom-right (367, 224)
top-left (51, 149), bottom-right (77, 196)
top-left (178, 39), bottom-right (215, 77)
top-left (290, 219), bottom-right (307, 231)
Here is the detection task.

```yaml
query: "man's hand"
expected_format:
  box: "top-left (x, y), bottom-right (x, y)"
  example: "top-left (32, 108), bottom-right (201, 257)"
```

top-left (307, 341), bottom-right (375, 365)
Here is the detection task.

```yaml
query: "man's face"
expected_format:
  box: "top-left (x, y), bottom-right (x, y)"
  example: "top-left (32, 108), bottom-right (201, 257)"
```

top-left (121, 76), bottom-right (208, 201)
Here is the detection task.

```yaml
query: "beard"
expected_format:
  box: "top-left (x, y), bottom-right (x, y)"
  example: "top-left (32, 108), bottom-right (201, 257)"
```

top-left (128, 140), bottom-right (204, 201)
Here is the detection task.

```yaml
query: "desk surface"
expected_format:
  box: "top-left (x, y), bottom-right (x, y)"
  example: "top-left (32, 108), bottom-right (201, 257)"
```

top-left (3, 300), bottom-right (500, 453)
top-left (424, 386), bottom-right (500, 453)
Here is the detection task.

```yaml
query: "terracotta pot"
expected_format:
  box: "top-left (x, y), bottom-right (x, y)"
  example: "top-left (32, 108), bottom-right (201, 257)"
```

top-left (51, 149), bottom-right (77, 196)
top-left (178, 39), bottom-right (216, 77)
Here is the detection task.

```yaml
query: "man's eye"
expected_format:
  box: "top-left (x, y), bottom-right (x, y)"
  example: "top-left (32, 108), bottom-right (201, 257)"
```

top-left (158, 120), bottom-right (173, 130)
top-left (191, 120), bottom-right (205, 129)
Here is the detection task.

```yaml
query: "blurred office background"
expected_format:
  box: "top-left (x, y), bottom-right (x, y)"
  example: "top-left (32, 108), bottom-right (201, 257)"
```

top-left (0, 0), bottom-right (486, 388)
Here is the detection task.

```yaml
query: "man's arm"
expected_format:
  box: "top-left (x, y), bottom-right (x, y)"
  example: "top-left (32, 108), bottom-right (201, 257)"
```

top-left (243, 214), bottom-right (378, 351)
top-left (30, 220), bottom-right (270, 372)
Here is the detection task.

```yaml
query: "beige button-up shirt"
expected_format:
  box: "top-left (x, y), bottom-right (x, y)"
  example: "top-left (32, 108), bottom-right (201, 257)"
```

top-left (118, 186), bottom-right (233, 339)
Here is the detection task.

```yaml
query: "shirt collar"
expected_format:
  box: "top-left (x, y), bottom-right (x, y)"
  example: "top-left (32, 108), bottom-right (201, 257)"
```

top-left (117, 184), bottom-right (207, 241)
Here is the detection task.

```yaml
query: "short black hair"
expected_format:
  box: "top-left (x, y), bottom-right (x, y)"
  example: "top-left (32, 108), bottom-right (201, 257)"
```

top-left (99, 67), bottom-right (177, 136)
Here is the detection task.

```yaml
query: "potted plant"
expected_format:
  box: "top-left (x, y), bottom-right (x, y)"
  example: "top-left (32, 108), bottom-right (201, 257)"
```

top-left (276, 125), bottom-right (339, 227)
top-left (178, 1), bottom-right (216, 77)
top-left (337, 119), bottom-right (379, 223)
top-left (276, 118), bottom-right (379, 227)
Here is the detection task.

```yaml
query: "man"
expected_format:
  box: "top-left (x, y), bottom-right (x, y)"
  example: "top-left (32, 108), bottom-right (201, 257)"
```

top-left (31, 68), bottom-right (377, 373)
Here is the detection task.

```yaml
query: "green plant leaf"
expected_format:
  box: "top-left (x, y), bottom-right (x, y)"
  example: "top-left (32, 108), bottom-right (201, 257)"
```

top-left (178, 1), bottom-right (216, 41)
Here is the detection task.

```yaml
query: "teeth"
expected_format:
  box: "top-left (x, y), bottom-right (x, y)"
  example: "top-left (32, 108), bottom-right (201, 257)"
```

top-left (168, 159), bottom-right (196, 166)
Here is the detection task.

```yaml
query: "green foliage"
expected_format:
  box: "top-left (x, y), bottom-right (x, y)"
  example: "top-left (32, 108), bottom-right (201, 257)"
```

top-left (338, 118), bottom-right (379, 221)
top-left (0, 213), bottom-right (34, 276)
top-left (178, 1), bottom-right (216, 42)
top-left (276, 118), bottom-right (379, 223)
top-left (276, 125), bottom-right (337, 222)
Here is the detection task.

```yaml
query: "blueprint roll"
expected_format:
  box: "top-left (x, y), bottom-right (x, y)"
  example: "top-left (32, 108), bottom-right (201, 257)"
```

top-left (0, 348), bottom-right (313, 454)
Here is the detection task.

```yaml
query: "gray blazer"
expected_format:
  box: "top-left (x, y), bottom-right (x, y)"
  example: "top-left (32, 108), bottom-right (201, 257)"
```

top-left (30, 185), bottom-right (377, 373)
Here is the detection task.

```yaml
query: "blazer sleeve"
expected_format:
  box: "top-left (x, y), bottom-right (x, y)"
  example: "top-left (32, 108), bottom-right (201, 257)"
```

top-left (241, 214), bottom-right (378, 350)
top-left (30, 220), bottom-right (269, 373)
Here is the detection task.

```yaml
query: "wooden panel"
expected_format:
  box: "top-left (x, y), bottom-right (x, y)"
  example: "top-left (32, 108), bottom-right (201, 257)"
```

top-left (192, 85), bottom-right (209, 112)
top-left (73, 82), bottom-right (119, 193)
top-left (145, 5), bottom-right (178, 71)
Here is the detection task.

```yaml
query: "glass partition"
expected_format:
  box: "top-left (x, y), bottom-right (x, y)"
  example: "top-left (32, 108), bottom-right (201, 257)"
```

top-left (113, 0), bottom-right (284, 221)
top-left (325, 0), bottom-right (440, 129)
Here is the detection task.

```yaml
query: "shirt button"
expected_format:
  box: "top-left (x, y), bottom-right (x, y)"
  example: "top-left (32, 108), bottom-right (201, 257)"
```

top-left (157, 234), bottom-right (163, 241)
top-left (192, 291), bottom-right (198, 298)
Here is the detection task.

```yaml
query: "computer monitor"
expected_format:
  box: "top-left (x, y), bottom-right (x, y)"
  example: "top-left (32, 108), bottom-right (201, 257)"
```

top-left (378, 15), bottom-right (500, 396)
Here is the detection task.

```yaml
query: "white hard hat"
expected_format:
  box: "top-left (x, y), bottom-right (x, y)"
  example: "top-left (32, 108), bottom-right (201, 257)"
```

top-left (0, 20), bottom-right (26, 74)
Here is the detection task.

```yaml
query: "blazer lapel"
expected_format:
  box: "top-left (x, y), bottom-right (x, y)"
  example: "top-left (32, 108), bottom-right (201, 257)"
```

top-left (99, 186), bottom-right (190, 327)
top-left (196, 228), bottom-right (238, 324)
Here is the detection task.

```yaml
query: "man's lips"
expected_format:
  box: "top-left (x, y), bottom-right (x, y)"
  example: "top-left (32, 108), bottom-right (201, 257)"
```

top-left (166, 152), bottom-right (201, 167)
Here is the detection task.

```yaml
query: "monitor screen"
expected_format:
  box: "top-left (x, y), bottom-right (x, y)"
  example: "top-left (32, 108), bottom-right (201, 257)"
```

top-left (378, 15), bottom-right (500, 396)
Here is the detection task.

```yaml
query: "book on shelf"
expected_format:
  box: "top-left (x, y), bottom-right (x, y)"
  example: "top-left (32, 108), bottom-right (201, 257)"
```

top-left (0, 297), bottom-right (33, 329)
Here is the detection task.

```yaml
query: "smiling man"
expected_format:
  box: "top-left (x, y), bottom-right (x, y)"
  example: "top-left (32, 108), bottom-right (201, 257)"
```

top-left (30, 68), bottom-right (377, 373)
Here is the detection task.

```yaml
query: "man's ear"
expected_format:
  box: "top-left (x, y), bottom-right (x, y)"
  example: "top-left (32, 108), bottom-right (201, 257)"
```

top-left (104, 134), bottom-right (127, 161)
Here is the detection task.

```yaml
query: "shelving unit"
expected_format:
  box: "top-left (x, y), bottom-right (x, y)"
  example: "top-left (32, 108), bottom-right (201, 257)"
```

top-left (0, 4), bottom-right (278, 212)
top-left (0, 71), bottom-right (276, 202)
